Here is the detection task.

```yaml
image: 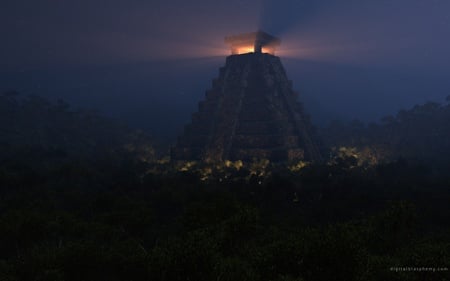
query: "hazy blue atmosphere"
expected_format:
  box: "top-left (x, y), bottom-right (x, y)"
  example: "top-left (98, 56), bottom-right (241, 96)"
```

top-left (2, 0), bottom-right (450, 138)
top-left (2, 2), bottom-right (450, 279)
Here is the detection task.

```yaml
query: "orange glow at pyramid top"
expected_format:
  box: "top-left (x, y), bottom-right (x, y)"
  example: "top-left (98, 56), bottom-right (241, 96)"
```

top-left (224, 30), bottom-right (281, 55)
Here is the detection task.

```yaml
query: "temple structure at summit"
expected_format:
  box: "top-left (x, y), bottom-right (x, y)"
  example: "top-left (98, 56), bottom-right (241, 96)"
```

top-left (224, 30), bottom-right (281, 55)
top-left (171, 31), bottom-right (322, 162)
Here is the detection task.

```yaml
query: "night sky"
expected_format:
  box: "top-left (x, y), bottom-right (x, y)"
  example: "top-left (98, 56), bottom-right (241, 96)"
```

top-left (2, 0), bottom-right (450, 139)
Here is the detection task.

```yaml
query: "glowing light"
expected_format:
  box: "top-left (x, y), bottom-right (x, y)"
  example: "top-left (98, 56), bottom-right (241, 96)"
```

top-left (261, 47), bottom-right (276, 55)
top-left (289, 161), bottom-right (309, 172)
top-left (233, 46), bottom-right (256, 55)
top-left (226, 31), bottom-right (280, 55)
top-left (179, 161), bottom-right (197, 171)
top-left (229, 45), bottom-right (277, 55)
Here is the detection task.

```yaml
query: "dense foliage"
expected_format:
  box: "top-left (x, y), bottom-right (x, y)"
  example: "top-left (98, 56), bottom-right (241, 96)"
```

top-left (1, 157), bottom-right (449, 281)
top-left (0, 91), bottom-right (156, 163)
top-left (322, 97), bottom-right (450, 172)
top-left (0, 92), bottom-right (449, 280)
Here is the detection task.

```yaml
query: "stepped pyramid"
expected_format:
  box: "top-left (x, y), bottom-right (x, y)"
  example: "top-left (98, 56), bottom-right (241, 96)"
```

top-left (172, 31), bottom-right (321, 162)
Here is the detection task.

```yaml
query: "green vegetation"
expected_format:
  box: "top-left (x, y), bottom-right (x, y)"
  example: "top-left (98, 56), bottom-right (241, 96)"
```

top-left (0, 92), bottom-right (449, 280)
top-left (1, 158), bottom-right (449, 281)
top-left (322, 97), bottom-right (450, 172)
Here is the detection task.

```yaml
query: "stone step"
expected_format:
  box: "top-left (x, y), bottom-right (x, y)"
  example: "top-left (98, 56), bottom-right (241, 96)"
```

top-left (231, 135), bottom-right (300, 148)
